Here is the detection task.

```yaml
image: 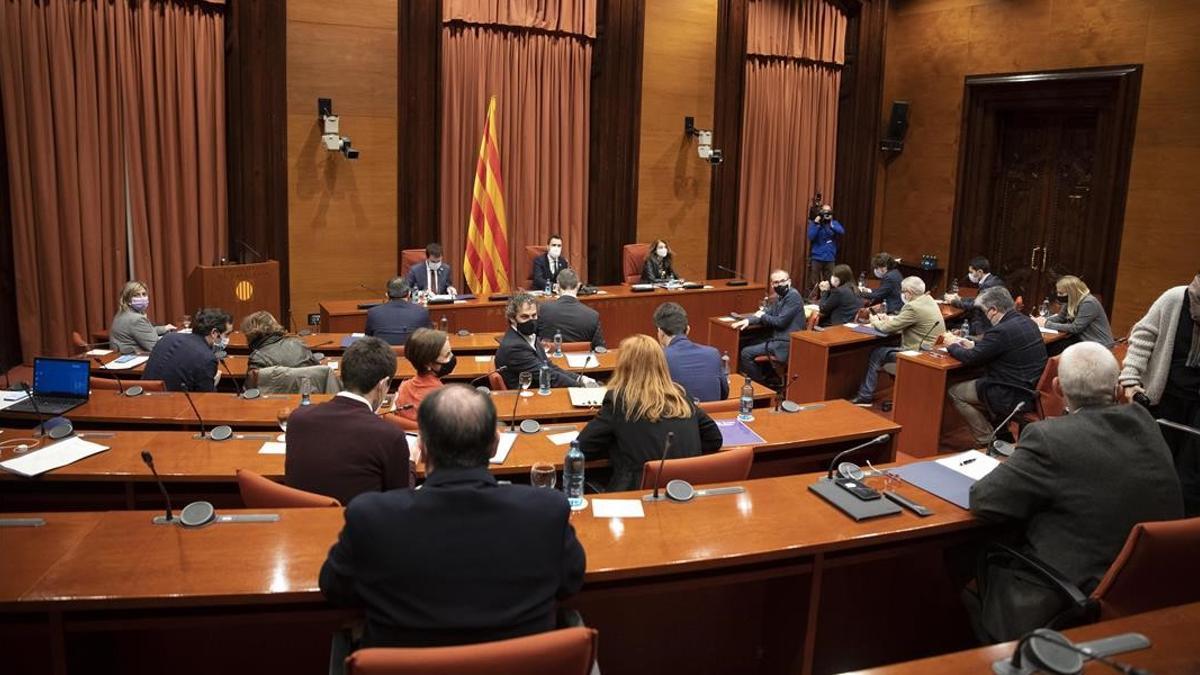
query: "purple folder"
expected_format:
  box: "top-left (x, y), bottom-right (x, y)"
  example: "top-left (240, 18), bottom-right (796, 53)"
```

top-left (715, 419), bottom-right (766, 447)
top-left (851, 324), bottom-right (889, 338)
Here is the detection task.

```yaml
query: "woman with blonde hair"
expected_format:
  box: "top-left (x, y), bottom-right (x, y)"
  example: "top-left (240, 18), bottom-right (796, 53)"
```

top-left (391, 327), bottom-right (456, 422)
top-left (243, 310), bottom-right (319, 369)
top-left (109, 281), bottom-right (175, 353)
top-left (1035, 275), bottom-right (1115, 355)
top-left (577, 334), bottom-right (722, 491)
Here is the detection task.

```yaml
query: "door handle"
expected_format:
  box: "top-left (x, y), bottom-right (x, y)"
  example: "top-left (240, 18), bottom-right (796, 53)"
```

top-left (1041, 245), bottom-right (1049, 271)
top-left (1030, 246), bottom-right (1042, 271)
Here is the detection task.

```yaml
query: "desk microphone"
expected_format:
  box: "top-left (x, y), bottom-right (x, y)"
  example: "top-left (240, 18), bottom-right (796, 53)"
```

top-left (995, 628), bottom-right (1151, 675)
top-left (91, 356), bottom-right (143, 397)
top-left (716, 265), bottom-right (749, 287)
top-left (986, 401), bottom-right (1026, 457)
top-left (915, 320), bottom-right (941, 352)
top-left (180, 384), bottom-right (233, 441)
top-left (469, 365), bottom-right (507, 393)
top-left (20, 382), bottom-right (74, 440)
top-left (643, 432), bottom-right (675, 502)
top-left (289, 311), bottom-right (313, 338)
top-left (141, 450), bottom-right (176, 523)
top-left (509, 374), bottom-right (527, 433)
top-left (142, 450), bottom-right (274, 528)
top-left (825, 434), bottom-right (891, 480)
top-left (774, 374), bottom-right (802, 413)
top-left (358, 282), bottom-right (383, 297)
top-left (216, 353), bottom-right (260, 399)
top-left (1156, 418), bottom-right (1200, 438)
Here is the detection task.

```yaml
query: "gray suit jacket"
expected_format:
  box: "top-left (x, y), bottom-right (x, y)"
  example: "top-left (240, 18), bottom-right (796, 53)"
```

top-left (110, 309), bottom-right (168, 354)
top-left (536, 296), bottom-right (605, 349)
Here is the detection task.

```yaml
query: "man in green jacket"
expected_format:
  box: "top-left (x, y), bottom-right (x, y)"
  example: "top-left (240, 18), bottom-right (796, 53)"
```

top-left (851, 276), bottom-right (945, 405)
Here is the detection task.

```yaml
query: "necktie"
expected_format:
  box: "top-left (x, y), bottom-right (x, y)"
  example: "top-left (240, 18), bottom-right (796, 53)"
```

top-left (428, 267), bottom-right (435, 293)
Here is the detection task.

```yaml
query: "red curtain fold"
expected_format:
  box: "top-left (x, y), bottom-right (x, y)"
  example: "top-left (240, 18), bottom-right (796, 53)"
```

top-left (443, 0), bottom-right (596, 37)
top-left (440, 20), bottom-right (592, 290)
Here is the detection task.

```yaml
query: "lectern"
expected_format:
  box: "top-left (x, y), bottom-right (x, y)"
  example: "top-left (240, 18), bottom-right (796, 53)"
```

top-left (186, 261), bottom-right (281, 325)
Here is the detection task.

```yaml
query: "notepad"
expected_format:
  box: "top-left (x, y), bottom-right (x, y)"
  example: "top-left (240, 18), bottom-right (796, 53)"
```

top-left (0, 392), bottom-right (31, 411)
top-left (85, 349), bottom-right (113, 356)
top-left (547, 430), bottom-right (580, 446)
top-left (567, 387), bottom-right (606, 407)
top-left (405, 431), bottom-right (517, 464)
top-left (564, 353), bottom-right (596, 368)
top-left (0, 437), bottom-right (109, 477)
top-left (103, 355), bottom-right (149, 370)
top-left (258, 442), bottom-right (287, 455)
top-left (591, 499), bottom-right (645, 518)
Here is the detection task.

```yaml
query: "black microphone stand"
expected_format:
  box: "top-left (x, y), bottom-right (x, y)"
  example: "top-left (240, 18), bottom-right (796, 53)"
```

top-left (642, 432), bottom-right (675, 502)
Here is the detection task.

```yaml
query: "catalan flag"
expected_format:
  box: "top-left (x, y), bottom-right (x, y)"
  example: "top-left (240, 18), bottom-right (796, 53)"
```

top-left (463, 96), bottom-right (511, 296)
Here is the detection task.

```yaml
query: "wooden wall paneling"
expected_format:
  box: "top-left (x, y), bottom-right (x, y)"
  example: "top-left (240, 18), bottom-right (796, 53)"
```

top-left (0, 101), bottom-right (20, 369)
top-left (225, 0), bottom-right (289, 322)
top-left (706, 0), bottom-right (748, 280)
top-left (587, 0), bottom-right (645, 286)
top-left (396, 0), bottom-right (442, 260)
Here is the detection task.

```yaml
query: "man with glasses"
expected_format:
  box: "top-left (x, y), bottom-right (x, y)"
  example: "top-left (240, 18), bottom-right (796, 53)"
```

top-left (732, 269), bottom-right (807, 386)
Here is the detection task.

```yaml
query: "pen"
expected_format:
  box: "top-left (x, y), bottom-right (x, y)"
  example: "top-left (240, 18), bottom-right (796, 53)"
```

top-left (960, 457), bottom-right (977, 466)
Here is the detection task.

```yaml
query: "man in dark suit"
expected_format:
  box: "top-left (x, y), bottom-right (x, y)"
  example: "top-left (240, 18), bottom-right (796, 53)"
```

top-left (404, 242), bottom-right (457, 296)
top-left (966, 343), bottom-right (1183, 641)
top-left (285, 336), bottom-right (413, 505)
top-left (365, 277), bottom-right (431, 346)
top-left (859, 252), bottom-right (904, 314)
top-left (946, 255), bottom-right (1006, 332)
top-left (494, 293), bottom-right (594, 390)
top-left (142, 307), bottom-right (231, 392)
top-left (531, 233), bottom-right (568, 291)
top-left (536, 269), bottom-right (604, 349)
top-left (319, 384), bottom-right (586, 647)
top-left (732, 269), bottom-right (807, 386)
top-left (945, 286), bottom-right (1048, 446)
top-left (654, 301), bottom-right (728, 402)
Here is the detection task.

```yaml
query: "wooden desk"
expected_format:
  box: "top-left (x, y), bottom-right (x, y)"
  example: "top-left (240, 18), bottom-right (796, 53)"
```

top-left (222, 331), bottom-right (506, 356)
top-left (787, 325), bottom-right (891, 404)
top-left (321, 280), bottom-right (765, 340)
top-left (849, 601), bottom-right (1200, 674)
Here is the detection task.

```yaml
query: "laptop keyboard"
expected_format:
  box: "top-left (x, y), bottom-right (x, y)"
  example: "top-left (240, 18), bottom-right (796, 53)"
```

top-left (35, 396), bottom-right (85, 407)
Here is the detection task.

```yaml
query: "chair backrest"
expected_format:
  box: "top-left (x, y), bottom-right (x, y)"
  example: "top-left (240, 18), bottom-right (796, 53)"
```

top-left (543, 341), bottom-right (592, 354)
top-left (698, 398), bottom-right (738, 413)
top-left (622, 243), bottom-right (651, 284)
top-left (256, 365), bottom-right (343, 395)
top-left (400, 248), bottom-right (426, 279)
top-left (1036, 355), bottom-right (1064, 417)
top-left (488, 370), bottom-right (507, 391)
top-left (236, 469), bottom-right (340, 508)
top-left (1091, 517), bottom-right (1200, 621)
top-left (524, 245), bottom-right (548, 286)
top-left (90, 377), bottom-right (166, 392)
top-left (345, 627), bottom-right (598, 675)
top-left (639, 446), bottom-right (754, 489)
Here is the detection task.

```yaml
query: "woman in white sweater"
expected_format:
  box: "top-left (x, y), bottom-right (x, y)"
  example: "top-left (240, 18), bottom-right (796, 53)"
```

top-left (1120, 274), bottom-right (1200, 516)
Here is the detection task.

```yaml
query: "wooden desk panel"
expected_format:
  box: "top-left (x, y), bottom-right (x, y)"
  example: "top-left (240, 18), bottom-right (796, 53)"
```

top-left (787, 325), bottom-right (888, 404)
top-left (223, 331), bottom-right (506, 355)
top-left (0, 512), bottom-right (102, 604)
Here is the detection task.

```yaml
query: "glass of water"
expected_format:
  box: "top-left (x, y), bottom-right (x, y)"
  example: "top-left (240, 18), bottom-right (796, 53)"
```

top-left (519, 370), bottom-right (533, 397)
top-left (276, 407), bottom-right (291, 442)
top-left (530, 463), bottom-right (557, 489)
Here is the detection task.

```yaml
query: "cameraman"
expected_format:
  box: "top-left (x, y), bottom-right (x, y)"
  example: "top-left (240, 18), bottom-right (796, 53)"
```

top-left (807, 204), bottom-right (844, 290)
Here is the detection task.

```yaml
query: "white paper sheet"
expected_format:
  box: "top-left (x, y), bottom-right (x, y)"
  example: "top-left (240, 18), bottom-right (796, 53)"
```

top-left (474, 356), bottom-right (493, 363)
top-left (900, 349), bottom-right (921, 357)
top-left (103, 355), bottom-right (149, 370)
top-left (1038, 327), bottom-right (1060, 335)
top-left (564, 353), bottom-right (596, 368)
top-left (934, 450), bottom-right (999, 482)
top-left (0, 392), bottom-right (31, 411)
top-left (327, 361), bottom-right (339, 370)
top-left (718, 316), bottom-right (734, 322)
top-left (405, 431), bottom-right (517, 465)
top-left (85, 349), bottom-right (113, 356)
top-left (567, 387), bottom-right (606, 407)
top-left (591, 499), bottom-right (645, 518)
top-left (0, 437), bottom-right (109, 477)
top-left (258, 442), bottom-right (287, 455)
top-left (351, 332), bottom-right (365, 338)
top-left (547, 430), bottom-right (579, 446)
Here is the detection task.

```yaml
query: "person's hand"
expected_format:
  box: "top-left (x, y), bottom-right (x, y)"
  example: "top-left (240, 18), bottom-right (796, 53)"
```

top-left (753, 309), bottom-right (765, 318)
top-left (579, 375), bottom-right (598, 388)
top-left (1123, 384), bottom-right (1145, 402)
top-left (731, 319), bottom-right (750, 331)
top-left (818, 281), bottom-right (830, 292)
top-left (870, 304), bottom-right (884, 315)
top-left (960, 338), bottom-right (975, 350)
top-left (1033, 315), bottom-right (1047, 327)
top-left (164, 323), bottom-right (177, 332)
top-left (446, 286), bottom-right (458, 297)
top-left (944, 293), bottom-right (959, 303)
top-left (942, 332), bottom-right (962, 347)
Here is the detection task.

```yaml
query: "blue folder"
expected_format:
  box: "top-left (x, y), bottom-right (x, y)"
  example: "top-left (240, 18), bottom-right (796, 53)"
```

top-left (889, 460), bottom-right (975, 509)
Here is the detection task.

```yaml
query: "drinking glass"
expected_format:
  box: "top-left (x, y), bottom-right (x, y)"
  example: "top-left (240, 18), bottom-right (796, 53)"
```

top-left (530, 463), bottom-right (557, 489)
top-left (276, 407), bottom-right (292, 442)
top-left (519, 370), bottom-right (534, 397)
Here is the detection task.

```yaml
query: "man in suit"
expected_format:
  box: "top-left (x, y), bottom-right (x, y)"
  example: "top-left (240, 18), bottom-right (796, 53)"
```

top-left (531, 233), bottom-right (568, 291)
top-left (944, 287), bottom-right (1048, 446)
top-left (859, 252), bottom-right (904, 314)
top-left (536, 269), bottom-right (605, 350)
top-left (851, 277), bottom-right (945, 405)
top-left (654, 302), bottom-right (728, 402)
top-left (365, 277), bottom-right (431, 346)
top-left (285, 336), bottom-right (414, 505)
top-left (494, 293), bottom-right (595, 390)
top-left (945, 255), bottom-right (1005, 332)
top-left (732, 269), bottom-right (807, 386)
top-left (404, 242), bottom-right (457, 296)
top-left (319, 384), bottom-right (586, 648)
top-left (966, 343), bottom-right (1183, 641)
top-left (142, 307), bottom-right (231, 392)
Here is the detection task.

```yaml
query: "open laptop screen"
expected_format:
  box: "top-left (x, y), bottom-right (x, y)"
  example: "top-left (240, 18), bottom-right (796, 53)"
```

top-left (33, 358), bottom-right (90, 398)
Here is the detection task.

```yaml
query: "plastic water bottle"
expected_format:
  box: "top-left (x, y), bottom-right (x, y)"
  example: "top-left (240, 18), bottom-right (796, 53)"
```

top-left (948, 277), bottom-right (959, 295)
top-left (544, 279), bottom-right (552, 295)
top-left (1039, 299), bottom-right (1050, 318)
top-left (299, 378), bottom-right (313, 406)
top-left (553, 331), bottom-right (563, 357)
top-left (538, 364), bottom-right (551, 395)
top-left (721, 350), bottom-right (730, 381)
top-left (960, 320), bottom-right (971, 338)
top-left (439, 315), bottom-right (449, 333)
top-left (738, 376), bottom-right (755, 422)
top-left (564, 440), bottom-right (585, 509)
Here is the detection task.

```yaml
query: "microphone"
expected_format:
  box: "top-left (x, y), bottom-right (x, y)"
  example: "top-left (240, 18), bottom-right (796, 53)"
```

top-left (986, 401), bottom-right (1026, 457)
top-left (217, 353), bottom-right (260, 399)
top-left (180, 384), bottom-right (233, 441)
top-left (509, 374), bottom-right (525, 433)
top-left (358, 282), bottom-right (384, 296)
top-left (92, 356), bottom-right (143, 397)
top-left (377, 403), bottom-right (415, 417)
top-left (141, 451), bottom-right (174, 523)
top-left (715, 265), bottom-right (748, 287)
top-left (996, 628), bottom-right (1152, 675)
top-left (825, 434), bottom-right (891, 480)
top-left (773, 374), bottom-right (802, 413)
top-left (18, 381), bottom-right (73, 440)
top-left (141, 450), bottom-right (223, 528)
top-left (1157, 418), bottom-right (1200, 438)
top-left (643, 432), bottom-right (675, 502)
top-left (236, 239), bottom-right (265, 263)
top-left (469, 364), bottom-right (507, 389)
top-left (289, 311), bottom-right (313, 338)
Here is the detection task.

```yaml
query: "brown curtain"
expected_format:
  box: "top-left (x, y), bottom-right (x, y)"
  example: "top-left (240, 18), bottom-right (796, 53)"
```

top-left (0, 0), bottom-right (225, 358)
top-left (737, 0), bottom-right (845, 282)
top-left (440, 1), bottom-right (594, 291)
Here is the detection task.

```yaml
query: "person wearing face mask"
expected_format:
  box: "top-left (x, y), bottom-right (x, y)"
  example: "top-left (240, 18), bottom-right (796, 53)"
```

top-left (532, 234), bottom-right (569, 291)
top-left (732, 269), bottom-right (807, 386)
top-left (109, 281), bottom-right (176, 354)
top-left (806, 205), bottom-right (844, 290)
top-left (365, 277), bottom-right (432, 346)
top-left (404, 242), bottom-right (457, 296)
top-left (494, 293), bottom-right (595, 390)
top-left (142, 307), bottom-right (232, 392)
top-left (851, 277), bottom-right (945, 406)
top-left (390, 328), bottom-right (457, 424)
top-left (817, 264), bottom-right (861, 326)
top-left (285, 336), bottom-right (416, 505)
top-left (945, 256), bottom-right (1006, 331)
top-left (1034, 275), bottom-right (1114, 355)
top-left (858, 252), bottom-right (904, 314)
top-left (942, 287), bottom-right (1048, 447)
top-left (641, 239), bottom-right (679, 283)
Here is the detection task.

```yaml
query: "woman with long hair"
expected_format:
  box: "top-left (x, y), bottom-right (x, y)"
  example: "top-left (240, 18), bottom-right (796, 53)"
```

top-left (641, 239), bottom-right (679, 283)
top-left (817, 264), bottom-right (861, 326)
top-left (1035, 275), bottom-right (1115, 355)
top-left (577, 334), bottom-right (722, 491)
top-left (243, 311), bottom-right (319, 369)
top-left (109, 281), bottom-right (175, 353)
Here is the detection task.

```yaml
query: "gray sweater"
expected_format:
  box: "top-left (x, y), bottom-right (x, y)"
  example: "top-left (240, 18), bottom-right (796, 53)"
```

top-left (1120, 286), bottom-right (1187, 405)
top-left (1044, 294), bottom-right (1115, 347)
top-left (110, 309), bottom-right (168, 354)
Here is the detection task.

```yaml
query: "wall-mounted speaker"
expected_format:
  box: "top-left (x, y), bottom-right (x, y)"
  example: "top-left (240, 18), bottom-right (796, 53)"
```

top-left (880, 100), bottom-right (910, 153)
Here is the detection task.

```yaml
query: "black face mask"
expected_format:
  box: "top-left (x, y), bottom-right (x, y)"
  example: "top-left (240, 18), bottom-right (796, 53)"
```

top-left (435, 354), bottom-right (457, 376)
top-left (774, 283), bottom-right (790, 297)
top-left (516, 320), bottom-right (537, 337)
top-left (1056, 294), bottom-right (1068, 303)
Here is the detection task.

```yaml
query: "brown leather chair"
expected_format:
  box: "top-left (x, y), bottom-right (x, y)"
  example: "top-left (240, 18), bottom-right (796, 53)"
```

top-left (524, 245), bottom-right (548, 288)
top-left (488, 371), bottom-right (507, 391)
top-left (383, 412), bottom-right (420, 432)
top-left (1036, 355), bottom-right (1064, 418)
top-left (698, 398), bottom-right (738, 413)
top-left (236, 469), bottom-right (340, 508)
top-left (639, 446), bottom-right (753, 489)
top-left (345, 627), bottom-right (598, 675)
top-left (89, 377), bottom-right (166, 392)
top-left (399, 248), bottom-right (426, 279)
top-left (622, 243), bottom-right (651, 284)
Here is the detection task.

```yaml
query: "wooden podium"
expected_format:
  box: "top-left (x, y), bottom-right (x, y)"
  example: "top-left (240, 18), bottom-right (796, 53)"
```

top-left (186, 261), bottom-right (281, 325)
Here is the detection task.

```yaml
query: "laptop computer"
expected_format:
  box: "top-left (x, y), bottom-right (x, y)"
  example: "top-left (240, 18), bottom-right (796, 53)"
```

top-left (5, 357), bottom-right (91, 415)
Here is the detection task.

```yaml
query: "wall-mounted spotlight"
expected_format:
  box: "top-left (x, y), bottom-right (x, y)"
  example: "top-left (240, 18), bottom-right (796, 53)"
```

top-left (684, 116), bottom-right (723, 165)
top-left (318, 97), bottom-right (359, 160)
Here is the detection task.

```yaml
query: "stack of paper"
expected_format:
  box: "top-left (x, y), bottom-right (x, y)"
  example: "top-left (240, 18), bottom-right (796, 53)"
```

top-left (103, 355), bottom-right (149, 370)
top-left (0, 437), bottom-right (109, 477)
top-left (0, 391), bottom-right (31, 411)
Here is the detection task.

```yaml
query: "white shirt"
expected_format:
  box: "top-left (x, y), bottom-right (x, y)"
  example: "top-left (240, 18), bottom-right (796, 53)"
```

top-left (336, 390), bottom-right (374, 410)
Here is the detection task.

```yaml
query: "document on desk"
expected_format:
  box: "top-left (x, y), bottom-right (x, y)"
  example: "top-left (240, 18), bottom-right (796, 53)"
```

top-left (891, 450), bottom-right (999, 509)
top-left (103, 355), bottom-right (149, 370)
top-left (568, 387), bottom-right (606, 407)
top-left (474, 355), bottom-right (493, 363)
top-left (564, 353), bottom-right (597, 368)
top-left (491, 432), bottom-right (517, 464)
top-left (1038, 327), bottom-right (1060, 335)
top-left (85, 348), bottom-right (113, 356)
top-left (716, 419), bottom-right (765, 446)
top-left (258, 442), bottom-right (287, 455)
top-left (591, 499), bottom-right (645, 518)
top-left (935, 450), bottom-right (999, 481)
top-left (851, 324), bottom-right (889, 338)
top-left (0, 391), bottom-right (31, 411)
top-left (0, 437), bottom-right (109, 477)
top-left (547, 430), bottom-right (580, 446)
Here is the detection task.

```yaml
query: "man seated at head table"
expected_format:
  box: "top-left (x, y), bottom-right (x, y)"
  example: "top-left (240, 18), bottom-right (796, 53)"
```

top-left (365, 277), bottom-right (431, 346)
top-left (285, 336), bottom-right (415, 505)
top-left (965, 342), bottom-right (1183, 642)
top-left (494, 292), bottom-right (596, 390)
top-left (531, 233), bottom-right (569, 292)
top-left (141, 307), bottom-right (231, 392)
top-left (319, 384), bottom-right (586, 649)
top-left (654, 301), bottom-right (728, 403)
top-left (851, 276), bottom-right (945, 406)
top-left (942, 286), bottom-right (1048, 447)
top-left (403, 241), bottom-right (457, 296)
top-left (535, 268), bottom-right (606, 350)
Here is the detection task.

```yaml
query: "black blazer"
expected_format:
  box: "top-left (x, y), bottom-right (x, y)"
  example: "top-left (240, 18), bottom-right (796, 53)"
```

top-left (641, 256), bottom-right (677, 283)
top-left (141, 332), bottom-right (218, 392)
top-left (948, 310), bottom-right (1048, 416)
top-left (404, 261), bottom-right (453, 294)
top-left (531, 253), bottom-right (569, 290)
top-left (863, 268), bottom-right (904, 314)
top-left (536, 296), bottom-right (605, 349)
top-left (320, 466), bottom-right (586, 648)
top-left (955, 273), bottom-right (1006, 330)
top-left (818, 284), bottom-right (861, 326)
top-left (284, 395), bottom-right (414, 505)
top-left (494, 327), bottom-right (583, 389)
top-left (750, 287), bottom-right (807, 361)
top-left (577, 391), bottom-right (723, 492)
top-left (365, 299), bottom-right (431, 346)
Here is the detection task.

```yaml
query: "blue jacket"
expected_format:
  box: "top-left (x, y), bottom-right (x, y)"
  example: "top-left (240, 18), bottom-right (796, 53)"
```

top-left (365, 299), bottom-right (431, 346)
top-left (404, 261), bottom-right (453, 294)
top-left (750, 287), bottom-right (807, 361)
top-left (142, 332), bottom-right (218, 392)
top-left (664, 335), bottom-right (729, 402)
top-left (807, 219), bottom-right (844, 262)
top-left (955, 273), bottom-right (1006, 331)
top-left (863, 268), bottom-right (904, 313)
top-left (948, 310), bottom-right (1047, 417)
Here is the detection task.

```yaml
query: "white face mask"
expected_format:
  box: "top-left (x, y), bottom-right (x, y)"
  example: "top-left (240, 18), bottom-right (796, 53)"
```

top-left (969, 271), bottom-right (982, 284)
top-left (874, 268), bottom-right (885, 279)
top-left (656, 246), bottom-right (668, 257)
top-left (548, 245), bottom-right (562, 259)
top-left (830, 276), bottom-right (840, 288)
top-left (428, 260), bottom-right (442, 271)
